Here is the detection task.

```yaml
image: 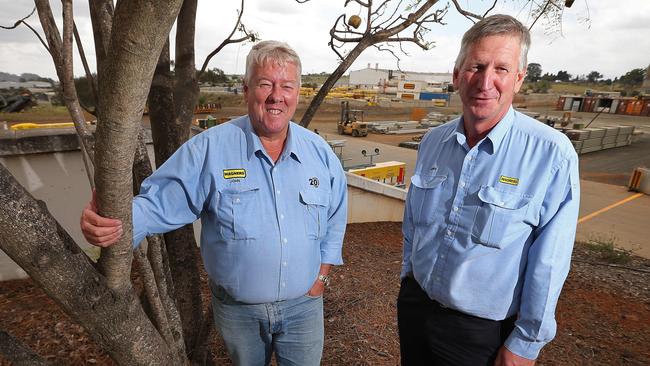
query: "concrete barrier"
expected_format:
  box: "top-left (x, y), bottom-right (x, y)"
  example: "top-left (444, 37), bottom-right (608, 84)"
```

top-left (346, 172), bottom-right (406, 223)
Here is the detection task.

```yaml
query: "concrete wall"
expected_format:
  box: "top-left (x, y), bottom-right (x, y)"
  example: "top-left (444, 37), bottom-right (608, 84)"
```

top-left (346, 172), bottom-right (405, 223)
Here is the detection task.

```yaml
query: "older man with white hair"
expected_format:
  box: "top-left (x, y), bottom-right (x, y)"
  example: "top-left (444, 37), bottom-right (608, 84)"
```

top-left (81, 40), bottom-right (348, 366)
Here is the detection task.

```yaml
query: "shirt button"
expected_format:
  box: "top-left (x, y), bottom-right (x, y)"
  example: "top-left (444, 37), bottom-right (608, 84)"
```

top-left (280, 214), bottom-right (285, 220)
top-left (276, 190), bottom-right (281, 195)
top-left (282, 282), bottom-right (286, 287)
top-left (459, 181), bottom-right (465, 187)
top-left (283, 238), bottom-right (288, 244)
top-left (446, 230), bottom-right (452, 236)
top-left (453, 206), bottom-right (459, 212)
top-left (235, 198), bottom-right (240, 203)
top-left (440, 254), bottom-right (445, 259)
top-left (283, 261), bottom-right (287, 266)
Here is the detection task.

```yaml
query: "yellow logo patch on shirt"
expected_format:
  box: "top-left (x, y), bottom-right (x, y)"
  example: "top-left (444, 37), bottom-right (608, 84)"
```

top-left (499, 175), bottom-right (519, 186)
top-left (223, 169), bottom-right (246, 179)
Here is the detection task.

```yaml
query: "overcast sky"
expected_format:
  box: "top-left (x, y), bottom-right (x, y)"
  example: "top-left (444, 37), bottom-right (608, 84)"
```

top-left (0, 1), bottom-right (648, 81)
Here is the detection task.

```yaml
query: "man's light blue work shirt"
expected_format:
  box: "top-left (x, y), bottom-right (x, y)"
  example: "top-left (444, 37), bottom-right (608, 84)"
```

top-left (402, 107), bottom-right (580, 360)
top-left (132, 116), bottom-right (347, 304)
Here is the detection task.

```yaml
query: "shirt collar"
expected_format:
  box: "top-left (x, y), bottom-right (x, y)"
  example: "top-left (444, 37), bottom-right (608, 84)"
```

top-left (483, 107), bottom-right (515, 153)
top-left (442, 107), bottom-right (515, 154)
top-left (245, 116), bottom-right (301, 163)
top-left (442, 118), bottom-right (467, 146)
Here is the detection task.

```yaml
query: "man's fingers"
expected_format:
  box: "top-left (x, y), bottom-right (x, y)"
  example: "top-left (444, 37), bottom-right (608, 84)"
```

top-left (83, 226), bottom-right (123, 247)
top-left (82, 207), bottom-right (122, 228)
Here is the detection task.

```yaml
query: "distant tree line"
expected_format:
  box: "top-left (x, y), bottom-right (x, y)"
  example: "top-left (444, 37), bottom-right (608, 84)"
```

top-left (523, 63), bottom-right (647, 94)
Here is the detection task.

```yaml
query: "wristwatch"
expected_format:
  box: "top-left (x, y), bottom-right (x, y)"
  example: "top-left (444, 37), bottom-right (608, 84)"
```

top-left (318, 274), bottom-right (330, 287)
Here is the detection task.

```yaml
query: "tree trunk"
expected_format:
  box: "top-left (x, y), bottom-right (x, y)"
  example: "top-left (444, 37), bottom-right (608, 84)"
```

top-left (147, 2), bottom-right (208, 358)
top-left (300, 39), bottom-right (371, 128)
top-left (0, 165), bottom-right (176, 365)
top-left (94, 0), bottom-right (184, 290)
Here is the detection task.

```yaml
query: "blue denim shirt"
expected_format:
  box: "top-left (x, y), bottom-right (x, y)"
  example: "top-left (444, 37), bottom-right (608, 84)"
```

top-left (402, 107), bottom-right (580, 359)
top-left (133, 116), bottom-right (347, 304)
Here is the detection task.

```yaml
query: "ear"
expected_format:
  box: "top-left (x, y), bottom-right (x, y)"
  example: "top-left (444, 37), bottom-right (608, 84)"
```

top-left (452, 68), bottom-right (460, 90)
top-left (243, 84), bottom-right (249, 99)
top-left (514, 67), bottom-right (526, 93)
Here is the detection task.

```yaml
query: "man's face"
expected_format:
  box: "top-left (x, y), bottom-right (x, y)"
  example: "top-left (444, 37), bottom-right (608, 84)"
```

top-left (453, 35), bottom-right (525, 127)
top-left (244, 61), bottom-right (300, 138)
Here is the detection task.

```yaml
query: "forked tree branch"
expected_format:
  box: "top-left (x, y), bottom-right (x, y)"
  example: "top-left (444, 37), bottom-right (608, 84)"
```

top-left (198, 0), bottom-right (256, 76)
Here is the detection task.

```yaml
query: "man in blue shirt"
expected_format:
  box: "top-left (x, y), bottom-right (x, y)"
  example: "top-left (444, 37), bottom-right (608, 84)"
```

top-left (398, 15), bottom-right (580, 366)
top-left (81, 41), bottom-right (348, 365)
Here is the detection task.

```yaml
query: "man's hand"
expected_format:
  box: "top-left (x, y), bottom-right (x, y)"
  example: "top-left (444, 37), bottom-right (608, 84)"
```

top-left (80, 191), bottom-right (123, 247)
top-left (307, 278), bottom-right (325, 297)
top-left (307, 264), bottom-right (332, 297)
top-left (494, 346), bottom-right (535, 366)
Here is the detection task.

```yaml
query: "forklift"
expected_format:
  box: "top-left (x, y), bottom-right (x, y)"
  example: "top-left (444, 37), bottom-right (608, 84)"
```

top-left (338, 101), bottom-right (368, 137)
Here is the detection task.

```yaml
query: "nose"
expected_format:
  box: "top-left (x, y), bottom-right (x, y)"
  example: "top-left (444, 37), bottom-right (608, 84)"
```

top-left (266, 84), bottom-right (283, 103)
top-left (477, 69), bottom-right (495, 91)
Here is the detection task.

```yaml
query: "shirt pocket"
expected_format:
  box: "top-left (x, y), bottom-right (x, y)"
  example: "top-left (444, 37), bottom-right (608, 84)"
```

top-left (472, 186), bottom-right (532, 249)
top-left (218, 186), bottom-right (261, 240)
top-left (409, 173), bottom-right (447, 226)
top-left (299, 189), bottom-right (328, 240)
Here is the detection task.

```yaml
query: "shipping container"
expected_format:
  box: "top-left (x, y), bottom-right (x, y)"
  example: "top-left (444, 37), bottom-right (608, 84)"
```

top-left (642, 100), bottom-right (650, 116)
top-left (419, 92), bottom-right (450, 101)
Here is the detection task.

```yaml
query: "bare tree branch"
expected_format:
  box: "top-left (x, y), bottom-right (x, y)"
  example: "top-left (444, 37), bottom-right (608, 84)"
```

top-left (530, 0), bottom-right (553, 30)
top-left (1, 7), bottom-right (51, 57)
top-left (35, 0), bottom-right (96, 188)
top-left (483, 0), bottom-right (499, 17)
top-left (450, 0), bottom-right (483, 23)
top-left (73, 23), bottom-right (97, 115)
top-left (0, 6), bottom-right (36, 29)
top-left (199, 0), bottom-right (256, 76)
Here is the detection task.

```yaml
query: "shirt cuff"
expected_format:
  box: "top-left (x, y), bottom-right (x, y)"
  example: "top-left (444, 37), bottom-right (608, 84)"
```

top-left (504, 327), bottom-right (545, 360)
top-left (132, 200), bottom-right (147, 248)
top-left (400, 264), bottom-right (412, 280)
top-left (320, 247), bottom-right (343, 265)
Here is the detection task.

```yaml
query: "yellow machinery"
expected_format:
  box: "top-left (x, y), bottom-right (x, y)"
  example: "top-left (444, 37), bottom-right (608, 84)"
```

top-left (338, 101), bottom-right (368, 137)
top-left (10, 122), bottom-right (75, 130)
top-left (348, 161), bottom-right (406, 187)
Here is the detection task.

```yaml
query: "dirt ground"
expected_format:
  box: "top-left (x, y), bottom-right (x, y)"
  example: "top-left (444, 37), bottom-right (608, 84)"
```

top-left (1, 223), bottom-right (649, 365)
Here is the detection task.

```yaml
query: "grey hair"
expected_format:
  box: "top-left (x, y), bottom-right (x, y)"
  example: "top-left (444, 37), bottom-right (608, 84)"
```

top-left (454, 14), bottom-right (531, 72)
top-left (243, 40), bottom-right (302, 86)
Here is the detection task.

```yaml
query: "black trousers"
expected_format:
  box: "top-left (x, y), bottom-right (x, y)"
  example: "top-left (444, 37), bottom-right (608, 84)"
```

top-left (397, 276), bottom-right (516, 366)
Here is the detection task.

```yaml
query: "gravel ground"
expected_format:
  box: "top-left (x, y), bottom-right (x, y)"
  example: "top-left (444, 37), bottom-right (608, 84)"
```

top-left (2, 222), bottom-right (649, 365)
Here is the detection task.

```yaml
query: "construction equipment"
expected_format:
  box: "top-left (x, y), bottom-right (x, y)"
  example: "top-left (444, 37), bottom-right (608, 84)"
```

top-left (338, 101), bottom-right (368, 137)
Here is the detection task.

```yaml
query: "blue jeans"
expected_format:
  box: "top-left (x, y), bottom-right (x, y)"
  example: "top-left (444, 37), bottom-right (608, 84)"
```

top-left (210, 282), bottom-right (324, 366)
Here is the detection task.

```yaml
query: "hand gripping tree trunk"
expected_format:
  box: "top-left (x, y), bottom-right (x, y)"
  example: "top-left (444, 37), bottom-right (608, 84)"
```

top-left (93, 0), bottom-right (184, 291)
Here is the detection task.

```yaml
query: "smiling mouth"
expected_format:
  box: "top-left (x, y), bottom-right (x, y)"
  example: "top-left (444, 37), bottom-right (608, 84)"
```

top-left (267, 108), bottom-right (282, 115)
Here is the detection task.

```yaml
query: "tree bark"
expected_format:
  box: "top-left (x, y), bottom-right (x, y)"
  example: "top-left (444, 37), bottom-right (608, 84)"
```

top-left (0, 330), bottom-right (50, 366)
top-left (88, 0), bottom-right (114, 78)
top-left (0, 165), bottom-right (177, 365)
top-left (94, 0), bottom-right (184, 290)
